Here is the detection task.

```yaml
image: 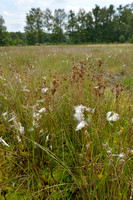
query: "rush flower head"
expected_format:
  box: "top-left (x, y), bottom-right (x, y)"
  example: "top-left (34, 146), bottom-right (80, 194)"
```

top-left (106, 111), bottom-right (119, 122)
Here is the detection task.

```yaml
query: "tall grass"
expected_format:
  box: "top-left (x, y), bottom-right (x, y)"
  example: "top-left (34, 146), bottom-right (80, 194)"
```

top-left (0, 44), bottom-right (133, 199)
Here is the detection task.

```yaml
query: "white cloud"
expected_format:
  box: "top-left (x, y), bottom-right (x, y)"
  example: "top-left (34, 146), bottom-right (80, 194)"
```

top-left (16, 0), bottom-right (35, 6)
top-left (3, 10), bottom-right (25, 32)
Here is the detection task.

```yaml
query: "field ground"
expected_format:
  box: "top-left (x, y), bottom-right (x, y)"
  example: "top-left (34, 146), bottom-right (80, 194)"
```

top-left (0, 44), bottom-right (133, 199)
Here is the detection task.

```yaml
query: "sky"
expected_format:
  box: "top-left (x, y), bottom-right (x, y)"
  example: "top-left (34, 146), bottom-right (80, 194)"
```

top-left (0, 0), bottom-right (133, 32)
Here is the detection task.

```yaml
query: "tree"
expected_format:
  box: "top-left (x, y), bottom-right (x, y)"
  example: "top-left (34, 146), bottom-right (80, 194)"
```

top-left (84, 11), bottom-right (93, 43)
top-left (24, 8), bottom-right (44, 45)
top-left (0, 15), bottom-right (9, 45)
top-left (43, 8), bottom-right (53, 43)
top-left (43, 8), bottom-right (53, 32)
top-left (52, 9), bottom-right (66, 43)
top-left (66, 10), bottom-right (77, 43)
top-left (77, 8), bottom-right (87, 43)
top-left (92, 5), bottom-right (101, 42)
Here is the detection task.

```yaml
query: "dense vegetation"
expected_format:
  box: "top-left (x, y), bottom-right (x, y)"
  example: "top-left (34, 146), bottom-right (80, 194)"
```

top-left (0, 3), bottom-right (133, 45)
top-left (0, 44), bottom-right (133, 199)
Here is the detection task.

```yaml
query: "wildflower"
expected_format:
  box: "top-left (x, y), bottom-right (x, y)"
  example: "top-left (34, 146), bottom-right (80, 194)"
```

top-left (76, 121), bottom-right (87, 131)
top-left (131, 118), bottom-right (133, 123)
top-left (106, 111), bottom-right (119, 122)
top-left (41, 88), bottom-right (48, 93)
top-left (120, 126), bottom-right (124, 133)
top-left (97, 174), bottom-right (103, 179)
top-left (0, 137), bottom-right (10, 147)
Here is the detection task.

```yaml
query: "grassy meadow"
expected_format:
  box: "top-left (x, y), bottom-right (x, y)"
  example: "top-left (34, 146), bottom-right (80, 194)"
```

top-left (0, 44), bottom-right (133, 199)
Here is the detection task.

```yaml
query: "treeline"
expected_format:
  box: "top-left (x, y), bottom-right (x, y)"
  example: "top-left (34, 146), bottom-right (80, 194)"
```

top-left (0, 3), bottom-right (133, 46)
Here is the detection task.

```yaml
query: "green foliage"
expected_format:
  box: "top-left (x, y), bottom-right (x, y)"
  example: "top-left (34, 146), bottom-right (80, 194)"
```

top-left (1, 3), bottom-right (133, 45)
top-left (0, 44), bottom-right (133, 199)
top-left (128, 35), bottom-right (133, 43)
top-left (0, 15), bottom-right (10, 46)
top-left (119, 34), bottom-right (125, 43)
top-left (24, 8), bottom-right (44, 45)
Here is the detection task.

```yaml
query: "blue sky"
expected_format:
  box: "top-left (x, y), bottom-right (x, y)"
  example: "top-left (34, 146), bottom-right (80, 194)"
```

top-left (0, 0), bottom-right (133, 32)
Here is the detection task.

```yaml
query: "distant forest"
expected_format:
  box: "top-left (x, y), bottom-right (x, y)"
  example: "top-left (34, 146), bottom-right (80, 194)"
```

top-left (0, 3), bottom-right (133, 45)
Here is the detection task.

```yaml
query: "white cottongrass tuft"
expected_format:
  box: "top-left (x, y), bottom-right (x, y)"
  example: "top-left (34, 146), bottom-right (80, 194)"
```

top-left (38, 107), bottom-right (46, 114)
top-left (2, 112), bottom-right (7, 120)
top-left (14, 121), bottom-right (24, 134)
top-left (74, 105), bottom-right (85, 122)
top-left (42, 76), bottom-right (46, 80)
top-left (15, 74), bottom-right (22, 83)
top-left (75, 121), bottom-right (88, 131)
top-left (0, 137), bottom-right (10, 147)
top-left (33, 120), bottom-right (40, 128)
top-left (118, 153), bottom-right (125, 159)
top-left (41, 88), bottom-right (48, 93)
top-left (106, 111), bottom-right (119, 122)
top-left (28, 127), bottom-right (34, 132)
top-left (36, 99), bottom-right (44, 103)
top-left (32, 107), bottom-right (46, 127)
top-left (74, 105), bottom-right (94, 122)
top-left (107, 148), bottom-right (112, 154)
top-left (16, 135), bottom-right (21, 142)
top-left (94, 86), bottom-right (99, 89)
top-left (127, 149), bottom-right (133, 155)
top-left (46, 135), bottom-right (49, 142)
top-left (74, 105), bottom-right (94, 131)
top-left (22, 86), bottom-right (30, 92)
